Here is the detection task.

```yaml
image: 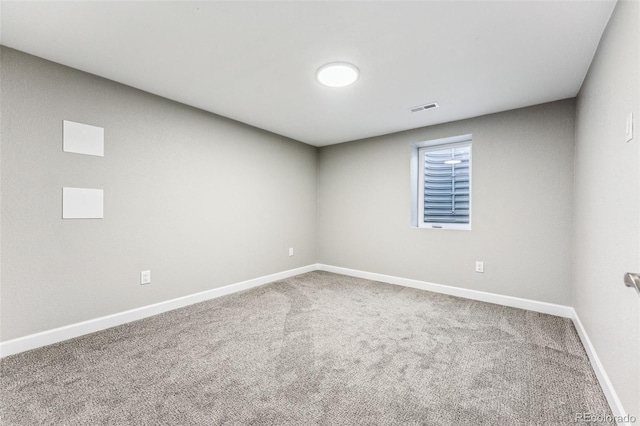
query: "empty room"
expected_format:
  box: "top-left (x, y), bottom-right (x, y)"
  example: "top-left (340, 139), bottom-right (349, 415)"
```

top-left (0, 1), bottom-right (638, 425)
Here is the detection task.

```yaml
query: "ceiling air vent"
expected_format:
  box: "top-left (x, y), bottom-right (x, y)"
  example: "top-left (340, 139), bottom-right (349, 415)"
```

top-left (410, 102), bottom-right (440, 113)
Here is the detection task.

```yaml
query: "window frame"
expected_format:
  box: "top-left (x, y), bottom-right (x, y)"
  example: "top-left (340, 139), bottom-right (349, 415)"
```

top-left (411, 134), bottom-right (472, 231)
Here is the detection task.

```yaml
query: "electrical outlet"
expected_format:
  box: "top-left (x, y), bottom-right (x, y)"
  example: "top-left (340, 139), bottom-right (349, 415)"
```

top-left (289, 247), bottom-right (294, 257)
top-left (140, 270), bottom-right (151, 285)
top-left (475, 261), bottom-right (484, 273)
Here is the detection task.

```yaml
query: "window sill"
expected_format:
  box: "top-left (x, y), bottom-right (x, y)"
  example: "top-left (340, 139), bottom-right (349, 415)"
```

top-left (415, 224), bottom-right (472, 231)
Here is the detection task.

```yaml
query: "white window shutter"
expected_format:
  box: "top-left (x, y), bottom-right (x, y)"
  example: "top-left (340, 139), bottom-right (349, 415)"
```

top-left (421, 145), bottom-right (470, 224)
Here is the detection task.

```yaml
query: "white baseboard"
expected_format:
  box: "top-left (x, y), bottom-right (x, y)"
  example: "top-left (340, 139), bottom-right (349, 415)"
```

top-left (318, 264), bottom-right (574, 317)
top-left (1, 262), bottom-right (627, 423)
top-left (571, 310), bottom-right (630, 424)
top-left (0, 264), bottom-right (319, 358)
top-left (317, 264), bottom-right (627, 423)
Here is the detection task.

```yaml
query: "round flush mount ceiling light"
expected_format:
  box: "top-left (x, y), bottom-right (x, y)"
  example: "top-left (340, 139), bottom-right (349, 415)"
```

top-left (316, 62), bottom-right (359, 87)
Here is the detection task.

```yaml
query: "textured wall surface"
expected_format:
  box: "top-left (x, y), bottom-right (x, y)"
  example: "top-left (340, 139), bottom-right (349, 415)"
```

top-left (0, 47), bottom-right (318, 341)
top-left (574, 0), bottom-right (640, 418)
top-left (318, 100), bottom-right (576, 305)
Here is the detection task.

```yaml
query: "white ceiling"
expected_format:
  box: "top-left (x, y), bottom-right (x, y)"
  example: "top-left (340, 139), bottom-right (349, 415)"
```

top-left (0, 1), bottom-right (616, 146)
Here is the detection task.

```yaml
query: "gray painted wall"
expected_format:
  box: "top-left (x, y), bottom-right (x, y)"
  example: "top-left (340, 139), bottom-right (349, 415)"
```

top-left (318, 100), bottom-right (576, 305)
top-left (3, 9), bottom-right (637, 415)
top-left (0, 47), bottom-right (318, 341)
top-left (574, 0), bottom-right (639, 418)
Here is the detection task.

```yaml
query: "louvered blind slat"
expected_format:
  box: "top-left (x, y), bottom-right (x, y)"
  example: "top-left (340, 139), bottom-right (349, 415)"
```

top-left (422, 145), bottom-right (471, 224)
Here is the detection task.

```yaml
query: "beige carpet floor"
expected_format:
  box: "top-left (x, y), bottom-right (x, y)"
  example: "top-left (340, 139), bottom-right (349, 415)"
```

top-left (0, 271), bottom-right (613, 425)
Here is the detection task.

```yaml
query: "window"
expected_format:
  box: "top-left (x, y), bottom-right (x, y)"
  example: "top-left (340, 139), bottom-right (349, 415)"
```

top-left (411, 135), bottom-right (472, 230)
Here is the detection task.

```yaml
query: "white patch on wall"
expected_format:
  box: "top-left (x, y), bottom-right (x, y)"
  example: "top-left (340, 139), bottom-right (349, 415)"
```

top-left (62, 187), bottom-right (104, 219)
top-left (63, 120), bottom-right (104, 156)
